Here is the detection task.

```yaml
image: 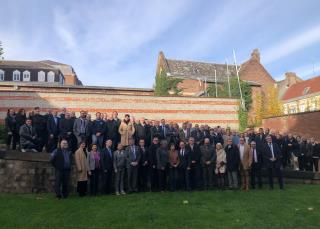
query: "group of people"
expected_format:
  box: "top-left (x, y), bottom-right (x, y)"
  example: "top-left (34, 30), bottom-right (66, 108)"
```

top-left (5, 107), bottom-right (320, 199)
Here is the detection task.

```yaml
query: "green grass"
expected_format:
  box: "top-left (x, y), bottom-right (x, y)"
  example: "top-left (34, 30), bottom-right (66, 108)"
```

top-left (0, 184), bottom-right (320, 229)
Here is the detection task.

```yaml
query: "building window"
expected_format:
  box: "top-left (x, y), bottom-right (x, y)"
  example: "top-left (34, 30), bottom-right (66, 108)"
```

top-left (13, 70), bottom-right (21, 81)
top-left (299, 104), bottom-right (305, 112)
top-left (59, 74), bottom-right (64, 84)
top-left (23, 70), bottom-right (31, 81)
top-left (303, 87), bottom-right (310, 95)
top-left (47, 71), bottom-right (55, 82)
top-left (0, 69), bottom-right (4, 81)
top-left (38, 71), bottom-right (45, 82)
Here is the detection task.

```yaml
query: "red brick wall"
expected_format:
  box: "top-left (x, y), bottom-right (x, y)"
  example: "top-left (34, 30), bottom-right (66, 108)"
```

top-left (262, 111), bottom-right (320, 141)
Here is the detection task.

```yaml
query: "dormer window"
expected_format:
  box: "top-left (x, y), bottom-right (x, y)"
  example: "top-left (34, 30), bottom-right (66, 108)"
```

top-left (303, 87), bottom-right (310, 95)
top-left (0, 69), bottom-right (4, 81)
top-left (23, 70), bottom-right (30, 81)
top-left (47, 71), bottom-right (55, 82)
top-left (38, 71), bottom-right (45, 82)
top-left (13, 70), bottom-right (20, 81)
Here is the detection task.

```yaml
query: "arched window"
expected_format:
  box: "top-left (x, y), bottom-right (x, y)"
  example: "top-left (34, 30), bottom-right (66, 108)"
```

top-left (0, 69), bottom-right (4, 81)
top-left (13, 70), bottom-right (21, 81)
top-left (23, 70), bottom-right (31, 81)
top-left (38, 71), bottom-right (45, 82)
top-left (47, 71), bottom-right (55, 82)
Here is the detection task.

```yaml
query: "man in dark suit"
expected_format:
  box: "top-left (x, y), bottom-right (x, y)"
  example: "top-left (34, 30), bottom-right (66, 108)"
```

top-left (47, 110), bottom-right (60, 153)
top-left (138, 139), bottom-right (150, 191)
top-left (151, 120), bottom-right (163, 140)
top-left (126, 138), bottom-right (141, 192)
top-left (185, 137), bottom-right (201, 190)
top-left (178, 140), bottom-right (190, 191)
top-left (160, 119), bottom-right (169, 141)
top-left (250, 141), bottom-right (263, 189)
top-left (254, 128), bottom-right (266, 152)
top-left (149, 137), bottom-right (160, 191)
top-left (50, 139), bottom-right (72, 199)
top-left (191, 124), bottom-right (204, 145)
top-left (19, 118), bottom-right (40, 152)
top-left (263, 135), bottom-right (284, 190)
top-left (135, 118), bottom-right (147, 145)
top-left (58, 112), bottom-right (77, 153)
top-left (31, 107), bottom-right (47, 152)
top-left (100, 139), bottom-right (114, 194)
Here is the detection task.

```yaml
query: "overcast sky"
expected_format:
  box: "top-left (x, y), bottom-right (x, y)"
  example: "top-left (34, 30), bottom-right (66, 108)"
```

top-left (1, 0), bottom-right (320, 88)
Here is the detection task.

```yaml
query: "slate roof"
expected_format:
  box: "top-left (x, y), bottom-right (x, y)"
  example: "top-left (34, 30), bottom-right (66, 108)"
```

top-left (165, 59), bottom-right (238, 83)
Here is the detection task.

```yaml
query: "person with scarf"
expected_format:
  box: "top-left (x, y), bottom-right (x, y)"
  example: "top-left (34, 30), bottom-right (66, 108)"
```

top-left (215, 143), bottom-right (226, 190)
top-left (87, 144), bottom-right (101, 195)
top-left (119, 114), bottom-right (135, 147)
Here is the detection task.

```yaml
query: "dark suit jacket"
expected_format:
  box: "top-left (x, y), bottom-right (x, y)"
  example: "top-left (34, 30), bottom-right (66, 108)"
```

top-left (59, 118), bottom-right (74, 137)
top-left (149, 143), bottom-right (160, 168)
top-left (191, 130), bottom-right (204, 144)
top-left (250, 147), bottom-right (263, 167)
top-left (178, 148), bottom-right (190, 169)
top-left (47, 115), bottom-right (60, 136)
top-left (139, 146), bottom-right (150, 166)
top-left (186, 144), bottom-right (201, 168)
top-left (100, 147), bottom-right (113, 172)
top-left (151, 126), bottom-right (163, 140)
top-left (126, 145), bottom-right (141, 168)
top-left (225, 144), bottom-right (240, 171)
top-left (263, 142), bottom-right (282, 168)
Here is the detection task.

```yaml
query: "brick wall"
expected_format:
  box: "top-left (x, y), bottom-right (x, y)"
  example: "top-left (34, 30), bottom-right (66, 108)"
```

top-left (0, 84), bottom-right (240, 129)
top-left (262, 111), bottom-right (320, 141)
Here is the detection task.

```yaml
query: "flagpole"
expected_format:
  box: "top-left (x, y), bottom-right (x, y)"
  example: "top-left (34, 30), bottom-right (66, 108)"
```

top-left (214, 69), bottom-right (218, 98)
top-left (226, 59), bottom-right (231, 98)
top-left (233, 49), bottom-right (245, 109)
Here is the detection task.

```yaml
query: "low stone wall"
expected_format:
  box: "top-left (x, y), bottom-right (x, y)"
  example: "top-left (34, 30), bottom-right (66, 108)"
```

top-left (1, 150), bottom-right (320, 193)
top-left (0, 151), bottom-right (76, 193)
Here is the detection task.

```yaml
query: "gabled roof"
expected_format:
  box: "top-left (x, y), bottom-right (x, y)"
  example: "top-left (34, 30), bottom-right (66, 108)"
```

top-left (165, 58), bottom-right (238, 83)
top-left (282, 76), bottom-right (320, 101)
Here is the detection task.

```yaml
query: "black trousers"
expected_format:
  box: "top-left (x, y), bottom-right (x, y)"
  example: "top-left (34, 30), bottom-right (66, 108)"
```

top-left (47, 135), bottom-right (58, 153)
top-left (189, 165), bottom-right (198, 190)
top-left (250, 163), bottom-right (262, 189)
top-left (150, 167), bottom-right (159, 191)
top-left (6, 132), bottom-right (18, 150)
top-left (202, 165), bottom-right (214, 189)
top-left (127, 166), bottom-right (138, 192)
top-left (139, 165), bottom-right (150, 191)
top-left (178, 166), bottom-right (190, 191)
top-left (169, 167), bottom-right (179, 191)
top-left (158, 168), bottom-right (167, 191)
top-left (101, 170), bottom-right (113, 194)
top-left (77, 180), bottom-right (88, 197)
top-left (313, 158), bottom-right (319, 172)
top-left (90, 169), bottom-right (100, 195)
top-left (298, 156), bottom-right (306, 171)
top-left (305, 157), bottom-right (313, 171)
top-left (54, 169), bottom-right (70, 198)
top-left (267, 167), bottom-right (284, 189)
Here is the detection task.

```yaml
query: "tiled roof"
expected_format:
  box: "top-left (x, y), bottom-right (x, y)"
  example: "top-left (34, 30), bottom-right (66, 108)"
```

top-left (282, 76), bottom-right (320, 101)
top-left (165, 59), bottom-right (238, 83)
top-left (0, 60), bottom-right (58, 70)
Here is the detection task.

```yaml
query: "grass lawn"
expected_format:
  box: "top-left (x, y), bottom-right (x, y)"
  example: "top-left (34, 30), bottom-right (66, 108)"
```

top-left (0, 184), bottom-right (320, 229)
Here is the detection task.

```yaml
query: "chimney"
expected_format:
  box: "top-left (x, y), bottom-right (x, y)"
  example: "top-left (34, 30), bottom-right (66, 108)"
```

top-left (285, 72), bottom-right (299, 87)
top-left (251, 49), bottom-right (260, 63)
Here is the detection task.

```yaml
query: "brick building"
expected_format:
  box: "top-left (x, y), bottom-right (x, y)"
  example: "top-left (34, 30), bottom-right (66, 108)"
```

top-left (155, 49), bottom-right (276, 124)
top-left (280, 76), bottom-right (320, 114)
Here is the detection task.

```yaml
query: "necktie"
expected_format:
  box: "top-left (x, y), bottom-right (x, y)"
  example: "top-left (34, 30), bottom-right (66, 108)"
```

top-left (253, 149), bottom-right (257, 163)
top-left (181, 149), bottom-right (184, 156)
top-left (269, 143), bottom-right (274, 158)
top-left (108, 148), bottom-right (112, 157)
top-left (132, 146), bottom-right (136, 160)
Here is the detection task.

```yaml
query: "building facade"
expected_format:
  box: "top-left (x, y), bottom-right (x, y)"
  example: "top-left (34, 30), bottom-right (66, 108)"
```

top-left (0, 60), bottom-right (82, 85)
top-left (281, 76), bottom-right (320, 114)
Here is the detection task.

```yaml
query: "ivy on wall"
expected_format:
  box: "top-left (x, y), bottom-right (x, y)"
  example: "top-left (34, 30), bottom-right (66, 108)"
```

top-left (154, 71), bottom-right (182, 96)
